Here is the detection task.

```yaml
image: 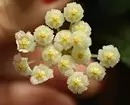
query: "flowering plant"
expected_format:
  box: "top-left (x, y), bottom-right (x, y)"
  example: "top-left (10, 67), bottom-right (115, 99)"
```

top-left (13, 2), bottom-right (120, 94)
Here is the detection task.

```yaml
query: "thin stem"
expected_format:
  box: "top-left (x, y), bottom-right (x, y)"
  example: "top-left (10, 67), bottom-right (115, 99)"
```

top-left (69, 23), bottom-right (73, 30)
top-left (28, 58), bottom-right (43, 64)
top-left (57, 28), bottom-right (60, 32)
top-left (91, 54), bottom-right (98, 58)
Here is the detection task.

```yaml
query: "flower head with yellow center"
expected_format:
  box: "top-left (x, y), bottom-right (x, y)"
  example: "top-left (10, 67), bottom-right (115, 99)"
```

top-left (85, 62), bottom-right (106, 81)
top-left (54, 30), bottom-right (73, 52)
top-left (34, 25), bottom-right (54, 46)
top-left (58, 55), bottom-right (76, 77)
top-left (64, 2), bottom-right (84, 23)
top-left (71, 21), bottom-right (92, 36)
top-left (72, 31), bottom-right (92, 48)
top-left (15, 31), bottom-right (36, 53)
top-left (67, 72), bottom-right (89, 94)
top-left (42, 44), bottom-right (61, 65)
top-left (72, 47), bottom-right (91, 64)
top-left (45, 9), bottom-right (65, 29)
top-left (13, 53), bottom-right (32, 76)
top-left (98, 45), bottom-right (120, 68)
top-left (30, 64), bottom-right (54, 85)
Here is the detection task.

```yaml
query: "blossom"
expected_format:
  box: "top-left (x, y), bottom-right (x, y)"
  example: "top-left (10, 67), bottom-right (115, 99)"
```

top-left (71, 21), bottom-right (92, 36)
top-left (67, 72), bottom-right (89, 94)
top-left (58, 55), bottom-right (76, 77)
top-left (45, 9), bottom-right (65, 29)
top-left (98, 45), bottom-right (120, 68)
top-left (13, 53), bottom-right (32, 76)
top-left (54, 30), bottom-right (73, 52)
top-left (42, 44), bottom-right (61, 65)
top-left (72, 47), bottom-right (91, 64)
top-left (85, 62), bottom-right (106, 81)
top-left (72, 31), bottom-right (92, 48)
top-left (64, 2), bottom-right (84, 23)
top-left (34, 25), bottom-right (54, 46)
top-left (15, 30), bottom-right (36, 53)
top-left (30, 64), bottom-right (54, 85)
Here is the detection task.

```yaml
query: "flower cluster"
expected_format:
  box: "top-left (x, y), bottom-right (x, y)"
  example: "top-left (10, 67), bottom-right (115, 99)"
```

top-left (13, 2), bottom-right (120, 94)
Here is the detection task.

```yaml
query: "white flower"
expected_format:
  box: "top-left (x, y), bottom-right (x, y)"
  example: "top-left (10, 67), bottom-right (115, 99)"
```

top-left (98, 45), bottom-right (120, 68)
top-left (13, 53), bottom-right (32, 76)
top-left (45, 9), bottom-right (65, 29)
top-left (85, 62), bottom-right (106, 81)
top-left (72, 47), bottom-right (91, 64)
top-left (30, 64), bottom-right (54, 85)
top-left (34, 25), bottom-right (54, 46)
top-left (71, 21), bottom-right (92, 36)
top-left (67, 72), bottom-right (89, 94)
top-left (42, 44), bottom-right (61, 65)
top-left (54, 30), bottom-right (73, 52)
top-left (64, 2), bottom-right (84, 23)
top-left (58, 55), bottom-right (76, 77)
top-left (72, 31), bottom-right (92, 48)
top-left (15, 30), bottom-right (36, 53)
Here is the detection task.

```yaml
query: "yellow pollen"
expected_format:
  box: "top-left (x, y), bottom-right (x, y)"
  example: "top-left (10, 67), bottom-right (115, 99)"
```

top-left (105, 52), bottom-right (114, 60)
top-left (91, 67), bottom-right (101, 76)
top-left (35, 71), bottom-right (45, 80)
top-left (19, 37), bottom-right (30, 49)
top-left (52, 16), bottom-right (59, 22)
top-left (39, 33), bottom-right (46, 40)
top-left (16, 62), bottom-right (26, 72)
top-left (78, 53), bottom-right (84, 59)
top-left (60, 60), bottom-right (69, 68)
top-left (48, 51), bottom-right (55, 58)
top-left (73, 78), bottom-right (81, 87)
top-left (73, 38), bottom-right (79, 45)
top-left (71, 8), bottom-right (78, 15)
top-left (62, 36), bottom-right (69, 43)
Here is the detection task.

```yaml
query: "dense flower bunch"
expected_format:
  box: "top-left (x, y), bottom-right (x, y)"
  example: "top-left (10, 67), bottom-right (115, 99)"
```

top-left (13, 2), bottom-right (120, 94)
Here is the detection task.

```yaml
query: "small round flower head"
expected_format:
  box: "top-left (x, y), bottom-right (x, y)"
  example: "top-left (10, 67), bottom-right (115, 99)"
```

top-left (13, 53), bottom-right (32, 76)
top-left (15, 31), bottom-right (36, 53)
top-left (71, 21), bottom-right (92, 36)
top-left (98, 45), bottom-right (120, 68)
top-left (67, 72), bottom-right (89, 94)
top-left (64, 2), bottom-right (84, 23)
top-left (34, 25), bottom-right (54, 46)
top-left (42, 44), bottom-right (61, 65)
top-left (72, 31), bottom-right (92, 48)
top-left (45, 9), bottom-right (65, 29)
top-left (30, 64), bottom-right (54, 85)
top-left (72, 47), bottom-right (91, 64)
top-left (58, 55), bottom-right (76, 77)
top-left (85, 62), bottom-right (106, 81)
top-left (54, 30), bottom-right (73, 52)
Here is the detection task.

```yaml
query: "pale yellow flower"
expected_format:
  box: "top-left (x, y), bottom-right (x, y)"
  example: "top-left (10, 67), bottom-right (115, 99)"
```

top-left (67, 72), bottom-right (89, 94)
top-left (45, 9), bottom-right (65, 29)
top-left (98, 45), bottom-right (120, 68)
top-left (64, 2), bottom-right (84, 23)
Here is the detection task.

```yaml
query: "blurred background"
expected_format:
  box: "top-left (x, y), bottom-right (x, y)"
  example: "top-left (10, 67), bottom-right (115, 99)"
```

top-left (76, 0), bottom-right (130, 105)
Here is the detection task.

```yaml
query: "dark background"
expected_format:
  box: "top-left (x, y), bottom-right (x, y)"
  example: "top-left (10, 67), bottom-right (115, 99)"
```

top-left (77, 0), bottom-right (130, 105)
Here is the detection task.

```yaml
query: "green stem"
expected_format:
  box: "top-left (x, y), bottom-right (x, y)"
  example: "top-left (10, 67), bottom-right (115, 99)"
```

top-left (91, 54), bottom-right (98, 58)
top-left (57, 28), bottom-right (60, 32)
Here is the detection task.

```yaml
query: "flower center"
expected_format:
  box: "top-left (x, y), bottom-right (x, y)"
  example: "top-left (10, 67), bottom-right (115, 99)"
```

top-left (19, 37), bottom-right (30, 49)
top-left (35, 71), bottom-right (45, 80)
top-left (91, 67), bottom-right (101, 76)
top-left (16, 61), bottom-right (27, 72)
top-left (52, 16), bottom-right (59, 22)
top-left (105, 52), bottom-right (114, 60)
top-left (71, 8), bottom-right (78, 16)
top-left (78, 53), bottom-right (84, 59)
top-left (60, 60), bottom-right (69, 68)
top-left (72, 78), bottom-right (82, 87)
top-left (39, 33), bottom-right (46, 40)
